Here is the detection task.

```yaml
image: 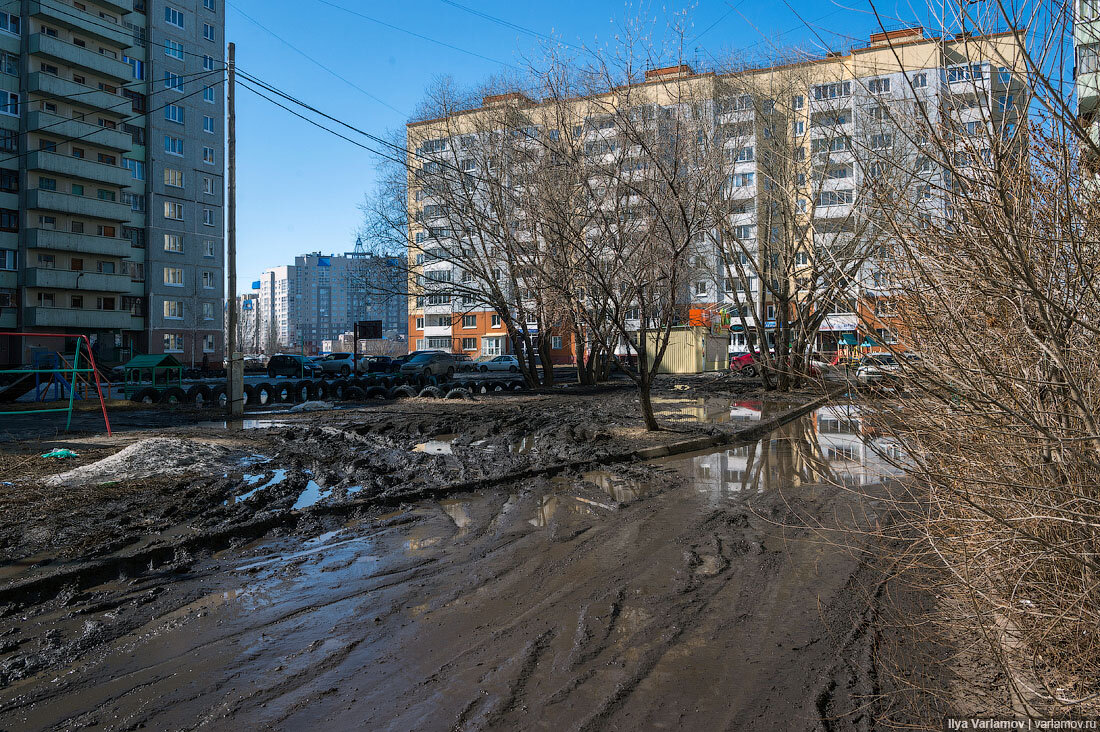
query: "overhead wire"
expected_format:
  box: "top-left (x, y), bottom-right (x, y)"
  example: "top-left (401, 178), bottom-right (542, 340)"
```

top-left (437, 0), bottom-right (582, 50)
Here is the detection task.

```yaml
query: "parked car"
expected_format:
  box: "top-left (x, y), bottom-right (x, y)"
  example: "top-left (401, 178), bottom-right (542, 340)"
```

top-left (729, 351), bottom-right (760, 377)
top-left (312, 352), bottom-right (360, 377)
top-left (452, 353), bottom-right (478, 372)
top-left (479, 355), bottom-right (521, 373)
top-left (391, 350), bottom-right (441, 369)
top-left (267, 353), bottom-right (321, 379)
top-left (361, 355), bottom-right (399, 373)
top-left (856, 353), bottom-right (901, 386)
top-left (399, 351), bottom-right (460, 379)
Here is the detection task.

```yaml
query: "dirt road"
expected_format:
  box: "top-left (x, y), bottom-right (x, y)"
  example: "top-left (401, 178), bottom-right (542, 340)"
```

top-left (0, 391), bottom-right (925, 731)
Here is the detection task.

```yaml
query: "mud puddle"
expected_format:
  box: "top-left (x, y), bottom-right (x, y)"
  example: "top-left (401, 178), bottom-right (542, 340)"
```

top-left (0, 403), bottom-right (910, 730)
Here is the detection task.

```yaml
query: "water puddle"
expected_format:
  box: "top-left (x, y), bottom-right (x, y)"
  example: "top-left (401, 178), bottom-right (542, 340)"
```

top-left (230, 469), bottom-right (287, 503)
top-left (412, 433), bottom-right (458, 455)
top-left (653, 397), bottom-right (766, 424)
top-left (197, 419), bottom-right (292, 430)
top-left (292, 479), bottom-right (333, 510)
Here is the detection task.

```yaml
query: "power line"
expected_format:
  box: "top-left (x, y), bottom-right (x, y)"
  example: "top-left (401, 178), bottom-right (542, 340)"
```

top-left (310, 0), bottom-right (521, 70)
top-left (225, 0), bottom-right (406, 116)
top-left (437, 0), bottom-right (583, 50)
top-left (0, 72), bottom-right (225, 165)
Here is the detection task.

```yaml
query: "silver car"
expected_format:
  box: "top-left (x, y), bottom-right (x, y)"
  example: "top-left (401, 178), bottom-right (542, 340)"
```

top-left (312, 352), bottom-right (361, 377)
top-left (856, 353), bottom-right (900, 386)
top-left (478, 355), bottom-right (520, 373)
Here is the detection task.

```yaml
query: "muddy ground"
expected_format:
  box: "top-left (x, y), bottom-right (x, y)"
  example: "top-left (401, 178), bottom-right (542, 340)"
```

top-left (0, 375), bottom-right (969, 730)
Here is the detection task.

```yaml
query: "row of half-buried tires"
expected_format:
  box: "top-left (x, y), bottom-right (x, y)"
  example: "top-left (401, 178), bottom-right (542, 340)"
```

top-left (129, 377), bottom-right (527, 407)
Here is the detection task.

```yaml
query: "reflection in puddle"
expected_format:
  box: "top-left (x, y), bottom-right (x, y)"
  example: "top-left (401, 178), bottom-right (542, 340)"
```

top-left (413, 434), bottom-right (457, 455)
top-left (439, 499), bottom-right (472, 529)
top-left (580, 470), bottom-right (652, 503)
top-left (293, 479), bottom-right (332, 510)
top-left (653, 398), bottom-right (765, 424)
top-left (529, 493), bottom-right (607, 527)
top-left (232, 469), bottom-right (287, 503)
top-left (509, 435), bottom-right (536, 454)
top-left (197, 419), bottom-right (292, 430)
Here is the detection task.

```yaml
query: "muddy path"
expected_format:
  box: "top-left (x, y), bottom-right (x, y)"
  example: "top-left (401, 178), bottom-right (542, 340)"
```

top-left (0, 402), bottom-right (933, 731)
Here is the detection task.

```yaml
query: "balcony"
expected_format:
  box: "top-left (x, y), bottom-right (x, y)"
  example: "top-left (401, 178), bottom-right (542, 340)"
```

top-left (23, 306), bottom-right (133, 330)
top-left (29, 72), bottom-right (126, 115)
top-left (25, 228), bottom-right (129, 257)
top-left (27, 151), bottom-right (132, 187)
top-left (27, 111), bottom-right (133, 151)
top-left (28, 0), bottom-right (133, 48)
top-left (26, 189), bottom-right (132, 222)
top-left (24, 267), bottom-right (130, 292)
top-left (29, 34), bottom-right (132, 82)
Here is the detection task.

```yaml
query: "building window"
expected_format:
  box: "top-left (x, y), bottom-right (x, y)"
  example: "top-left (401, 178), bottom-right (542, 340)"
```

top-left (202, 271), bottom-right (215, 289)
top-left (202, 23), bottom-right (215, 41)
top-left (165, 6), bottom-right (184, 28)
top-left (0, 91), bottom-right (18, 117)
top-left (552, 336), bottom-right (563, 350)
top-left (202, 176), bottom-right (215, 194)
top-left (203, 334), bottom-right (216, 352)
top-left (164, 233), bottom-right (183, 252)
top-left (792, 94), bottom-right (804, 110)
top-left (0, 169), bottom-right (15, 193)
top-left (123, 159), bottom-right (145, 180)
top-left (867, 77), bottom-right (890, 94)
top-left (122, 192), bottom-right (145, 211)
top-left (0, 209), bottom-right (19, 232)
top-left (202, 54), bottom-right (215, 71)
top-left (164, 201), bottom-right (184, 220)
top-left (203, 302), bottom-right (215, 320)
top-left (37, 253), bottom-right (56, 268)
top-left (202, 146), bottom-right (215, 165)
top-left (163, 334), bottom-right (184, 352)
top-left (96, 189), bottom-right (116, 202)
top-left (481, 337), bottom-right (503, 356)
top-left (0, 12), bottom-right (19, 37)
top-left (164, 135), bottom-right (184, 156)
top-left (96, 225), bottom-right (116, 237)
top-left (203, 115), bottom-right (215, 134)
top-left (203, 86), bottom-right (216, 103)
top-left (203, 208), bottom-right (215, 226)
top-left (38, 292), bottom-right (55, 307)
top-left (415, 317), bottom-right (424, 330)
top-left (38, 216), bottom-right (56, 230)
top-left (164, 71), bottom-right (184, 92)
top-left (0, 249), bottom-right (15, 270)
top-left (0, 129), bottom-right (15, 152)
top-left (462, 337), bottom-right (477, 351)
top-left (38, 177), bottom-right (57, 191)
top-left (96, 296), bottom-right (116, 311)
top-left (124, 55), bottom-right (144, 80)
top-left (204, 240), bottom-right (216, 257)
top-left (165, 40), bottom-right (184, 60)
top-left (71, 295), bottom-right (83, 309)
top-left (204, 0), bottom-right (216, 9)
top-left (165, 104), bottom-right (184, 124)
top-left (491, 314), bottom-right (501, 328)
top-left (71, 183), bottom-right (84, 196)
top-left (462, 314), bottom-right (476, 328)
top-left (163, 300), bottom-right (184, 319)
top-left (164, 168), bottom-right (184, 187)
top-left (912, 72), bottom-right (928, 88)
top-left (164, 267), bottom-right (184, 286)
top-left (812, 81), bottom-right (851, 100)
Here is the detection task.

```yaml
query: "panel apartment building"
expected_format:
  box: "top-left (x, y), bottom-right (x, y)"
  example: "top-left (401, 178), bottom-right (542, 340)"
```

top-left (405, 28), bottom-right (1024, 364)
top-left (0, 0), bottom-right (225, 367)
top-left (255, 252), bottom-right (407, 355)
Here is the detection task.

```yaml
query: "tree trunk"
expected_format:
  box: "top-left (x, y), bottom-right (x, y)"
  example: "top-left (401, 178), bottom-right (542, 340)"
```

top-left (639, 376), bottom-right (660, 431)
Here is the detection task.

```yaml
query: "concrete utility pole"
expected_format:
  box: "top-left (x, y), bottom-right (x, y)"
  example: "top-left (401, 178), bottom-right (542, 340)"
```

top-left (226, 42), bottom-right (243, 416)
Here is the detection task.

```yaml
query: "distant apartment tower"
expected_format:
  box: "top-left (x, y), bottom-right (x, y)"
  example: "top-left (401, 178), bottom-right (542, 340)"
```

top-left (0, 0), bottom-right (225, 366)
top-left (1077, 0), bottom-right (1100, 136)
top-left (234, 290), bottom-right (257, 352)
top-left (255, 251), bottom-right (406, 354)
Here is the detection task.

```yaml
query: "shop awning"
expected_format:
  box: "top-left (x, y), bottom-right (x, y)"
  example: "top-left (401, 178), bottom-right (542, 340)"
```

top-left (840, 334), bottom-right (859, 346)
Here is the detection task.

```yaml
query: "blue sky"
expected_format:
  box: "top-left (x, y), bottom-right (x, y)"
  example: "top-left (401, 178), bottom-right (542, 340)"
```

top-left (227, 0), bottom-right (927, 293)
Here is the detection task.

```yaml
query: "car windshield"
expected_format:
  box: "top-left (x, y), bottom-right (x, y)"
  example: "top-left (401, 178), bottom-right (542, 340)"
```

top-left (865, 355), bottom-right (896, 366)
top-left (409, 353), bottom-right (434, 363)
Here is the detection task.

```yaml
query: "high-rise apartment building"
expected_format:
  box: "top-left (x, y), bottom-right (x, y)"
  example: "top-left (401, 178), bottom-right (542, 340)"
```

top-left (255, 252), bottom-right (406, 355)
top-left (405, 28), bottom-right (1024, 363)
top-left (0, 0), bottom-right (224, 366)
top-left (1077, 0), bottom-right (1099, 134)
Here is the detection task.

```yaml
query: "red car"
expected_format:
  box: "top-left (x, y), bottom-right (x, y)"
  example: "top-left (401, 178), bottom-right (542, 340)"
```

top-left (729, 352), bottom-right (760, 377)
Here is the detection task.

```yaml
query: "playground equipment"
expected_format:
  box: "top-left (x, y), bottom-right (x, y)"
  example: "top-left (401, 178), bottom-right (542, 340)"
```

top-left (0, 332), bottom-right (111, 434)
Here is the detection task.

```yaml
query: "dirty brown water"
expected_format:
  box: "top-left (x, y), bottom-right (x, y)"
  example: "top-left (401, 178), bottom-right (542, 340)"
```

top-left (0, 404), bottom-right (906, 731)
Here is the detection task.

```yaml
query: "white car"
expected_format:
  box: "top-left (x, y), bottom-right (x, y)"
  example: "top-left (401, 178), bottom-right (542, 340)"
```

top-left (856, 353), bottom-right (901, 386)
top-left (312, 352), bottom-right (362, 377)
top-left (478, 355), bottom-right (520, 373)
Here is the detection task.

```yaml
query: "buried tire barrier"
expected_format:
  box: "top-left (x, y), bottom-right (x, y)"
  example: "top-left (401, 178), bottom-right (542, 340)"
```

top-left (389, 385), bottom-right (417, 399)
top-left (445, 387), bottom-right (473, 400)
top-left (294, 380), bottom-right (314, 402)
top-left (313, 380), bottom-right (330, 400)
top-left (328, 379), bottom-right (348, 400)
top-left (210, 386), bottom-right (228, 408)
top-left (161, 386), bottom-right (187, 405)
top-left (364, 386), bottom-right (388, 400)
top-left (273, 382), bottom-right (296, 403)
top-left (253, 382), bottom-right (274, 406)
top-left (417, 386), bottom-right (443, 399)
top-left (131, 387), bottom-right (161, 404)
top-left (242, 384), bottom-right (257, 405)
top-left (186, 384), bottom-right (211, 406)
top-left (344, 386), bottom-right (366, 401)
